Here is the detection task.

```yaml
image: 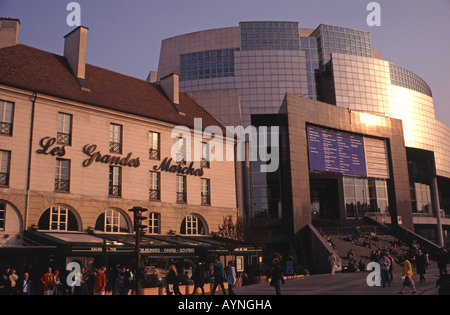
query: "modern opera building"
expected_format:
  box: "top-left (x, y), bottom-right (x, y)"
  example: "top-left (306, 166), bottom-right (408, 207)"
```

top-left (0, 19), bottom-right (257, 271)
top-left (154, 21), bottom-right (450, 268)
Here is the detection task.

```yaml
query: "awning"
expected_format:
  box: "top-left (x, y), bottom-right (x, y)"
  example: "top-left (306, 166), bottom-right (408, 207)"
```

top-left (23, 231), bottom-right (262, 258)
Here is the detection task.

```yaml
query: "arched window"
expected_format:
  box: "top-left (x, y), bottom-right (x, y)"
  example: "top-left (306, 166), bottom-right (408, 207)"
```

top-left (95, 210), bottom-right (130, 233)
top-left (180, 214), bottom-right (207, 235)
top-left (38, 206), bottom-right (79, 231)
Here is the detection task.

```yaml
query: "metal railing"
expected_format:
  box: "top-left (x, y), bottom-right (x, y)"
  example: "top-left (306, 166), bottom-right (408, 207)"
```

top-left (201, 194), bottom-right (210, 206)
top-left (109, 142), bottom-right (122, 154)
top-left (149, 148), bottom-right (160, 160)
top-left (0, 122), bottom-right (12, 135)
top-left (57, 132), bottom-right (71, 145)
top-left (149, 189), bottom-right (160, 201)
top-left (0, 173), bottom-right (9, 186)
top-left (176, 192), bottom-right (186, 203)
top-left (109, 185), bottom-right (121, 197)
top-left (54, 179), bottom-right (70, 192)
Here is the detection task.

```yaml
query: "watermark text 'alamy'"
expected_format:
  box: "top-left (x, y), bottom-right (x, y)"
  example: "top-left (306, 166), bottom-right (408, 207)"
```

top-left (171, 118), bottom-right (279, 173)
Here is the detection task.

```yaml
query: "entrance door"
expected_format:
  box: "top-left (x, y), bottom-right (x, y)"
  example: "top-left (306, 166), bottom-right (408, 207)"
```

top-left (310, 178), bottom-right (340, 220)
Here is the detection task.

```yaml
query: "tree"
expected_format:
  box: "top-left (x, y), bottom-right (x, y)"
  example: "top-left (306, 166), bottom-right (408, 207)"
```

top-left (215, 215), bottom-right (271, 250)
top-left (242, 217), bottom-right (271, 250)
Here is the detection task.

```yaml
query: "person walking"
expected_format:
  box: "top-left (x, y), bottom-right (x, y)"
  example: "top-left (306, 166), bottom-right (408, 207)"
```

top-left (269, 258), bottom-right (284, 295)
top-left (328, 252), bottom-right (338, 276)
top-left (211, 258), bottom-right (226, 295)
top-left (399, 259), bottom-right (417, 294)
top-left (415, 250), bottom-right (428, 283)
top-left (378, 253), bottom-right (391, 288)
top-left (191, 263), bottom-right (205, 295)
top-left (227, 261), bottom-right (237, 295)
top-left (41, 267), bottom-right (57, 296)
top-left (166, 264), bottom-right (182, 295)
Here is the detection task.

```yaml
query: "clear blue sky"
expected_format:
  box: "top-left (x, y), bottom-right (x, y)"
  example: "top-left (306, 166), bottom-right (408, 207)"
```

top-left (1, 0), bottom-right (449, 125)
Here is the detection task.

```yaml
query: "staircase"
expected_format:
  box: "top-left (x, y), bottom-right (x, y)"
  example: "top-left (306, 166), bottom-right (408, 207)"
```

top-left (318, 224), bottom-right (411, 269)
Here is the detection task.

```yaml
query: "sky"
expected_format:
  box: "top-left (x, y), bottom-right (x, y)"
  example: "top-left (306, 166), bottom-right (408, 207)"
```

top-left (1, 0), bottom-right (449, 125)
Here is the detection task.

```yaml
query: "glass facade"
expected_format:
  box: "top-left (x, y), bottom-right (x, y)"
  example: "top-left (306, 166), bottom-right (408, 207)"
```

top-left (240, 21), bottom-right (299, 51)
top-left (300, 37), bottom-right (321, 100)
top-left (312, 24), bottom-right (372, 63)
top-left (389, 63), bottom-right (432, 97)
top-left (344, 176), bottom-right (389, 219)
top-left (412, 182), bottom-right (432, 214)
top-left (180, 48), bottom-right (238, 81)
top-left (157, 20), bottom-right (450, 234)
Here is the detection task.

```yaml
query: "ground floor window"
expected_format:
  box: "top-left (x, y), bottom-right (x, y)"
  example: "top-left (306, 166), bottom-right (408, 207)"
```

top-left (38, 206), bottom-right (79, 231)
top-left (95, 209), bottom-right (130, 233)
top-left (180, 214), bottom-right (207, 235)
top-left (344, 176), bottom-right (389, 219)
top-left (412, 182), bottom-right (433, 214)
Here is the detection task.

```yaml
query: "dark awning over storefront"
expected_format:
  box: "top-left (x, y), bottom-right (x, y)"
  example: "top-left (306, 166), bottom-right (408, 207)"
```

top-left (23, 231), bottom-right (262, 259)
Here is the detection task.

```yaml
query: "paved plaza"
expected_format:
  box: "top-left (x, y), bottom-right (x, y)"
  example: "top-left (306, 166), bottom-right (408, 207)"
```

top-left (232, 264), bottom-right (443, 295)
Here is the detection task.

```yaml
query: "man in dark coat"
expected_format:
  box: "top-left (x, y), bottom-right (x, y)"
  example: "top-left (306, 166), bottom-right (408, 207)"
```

top-left (415, 250), bottom-right (428, 283)
top-left (270, 258), bottom-right (285, 295)
top-left (437, 248), bottom-right (448, 275)
top-left (191, 263), bottom-right (205, 295)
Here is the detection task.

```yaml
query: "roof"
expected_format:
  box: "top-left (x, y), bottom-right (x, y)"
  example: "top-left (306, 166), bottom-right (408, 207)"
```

top-left (0, 44), bottom-right (224, 130)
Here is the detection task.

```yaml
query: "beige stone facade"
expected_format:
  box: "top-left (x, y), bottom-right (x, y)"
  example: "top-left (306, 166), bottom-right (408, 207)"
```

top-left (0, 84), bottom-right (237, 243)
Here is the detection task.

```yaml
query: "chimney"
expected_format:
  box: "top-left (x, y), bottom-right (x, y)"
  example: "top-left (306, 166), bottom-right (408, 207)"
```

top-left (0, 18), bottom-right (20, 49)
top-left (64, 26), bottom-right (89, 80)
top-left (160, 73), bottom-right (185, 115)
top-left (146, 71), bottom-right (158, 83)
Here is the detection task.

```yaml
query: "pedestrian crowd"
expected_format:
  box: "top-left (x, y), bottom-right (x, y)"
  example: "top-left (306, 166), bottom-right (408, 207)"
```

top-left (0, 264), bottom-right (136, 295)
top-left (332, 234), bottom-right (450, 294)
top-left (166, 259), bottom-right (237, 295)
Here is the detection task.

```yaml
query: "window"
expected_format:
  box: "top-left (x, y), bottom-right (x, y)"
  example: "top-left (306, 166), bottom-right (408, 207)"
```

top-left (180, 215), bottom-right (207, 235)
top-left (344, 177), bottom-right (369, 219)
top-left (0, 101), bottom-right (14, 136)
top-left (109, 166), bottom-right (122, 197)
top-left (0, 150), bottom-right (11, 186)
top-left (176, 175), bottom-right (187, 203)
top-left (95, 210), bottom-right (129, 233)
top-left (180, 48), bottom-right (238, 81)
top-left (149, 171), bottom-right (160, 201)
top-left (240, 22), bottom-right (300, 51)
top-left (414, 183), bottom-right (432, 214)
top-left (38, 206), bottom-right (79, 231)
top-left (0, 201), bottom-right (5, 231)
top-left (201, 178), bottom-right (211, 205)
top-left (201, 142), bottom-right (210, 169)
top-left (109, 123), bottom-right (122, 154)
top-left (57, 113), bottom-right (72, 145)
top-left (176, 137), bottom-right (186, 164)
top-left (149, 131), bottom-right (160, 160)
top-left (344, 176), bottom-right (389, 218)
top-left (55, 159), bottom-right (70, 192)
top-left (148, 212), bottom-right (161, 234)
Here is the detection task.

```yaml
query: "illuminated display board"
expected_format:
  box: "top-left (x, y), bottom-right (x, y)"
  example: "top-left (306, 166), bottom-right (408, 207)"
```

top-left (307, 125), bottom-right (367, 177)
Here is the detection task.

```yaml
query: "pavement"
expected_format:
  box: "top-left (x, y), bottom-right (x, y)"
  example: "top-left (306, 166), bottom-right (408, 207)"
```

top-left (232, 263), bottom-right (443, 295)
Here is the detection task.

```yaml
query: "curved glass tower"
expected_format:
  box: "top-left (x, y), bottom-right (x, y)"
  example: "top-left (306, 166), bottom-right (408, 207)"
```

top-left (155, 21), bottom-right (450, 247)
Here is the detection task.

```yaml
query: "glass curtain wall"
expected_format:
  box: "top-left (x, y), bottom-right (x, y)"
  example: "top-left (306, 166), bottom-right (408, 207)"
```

top-left (344, 176), bottom-right (389, 218)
